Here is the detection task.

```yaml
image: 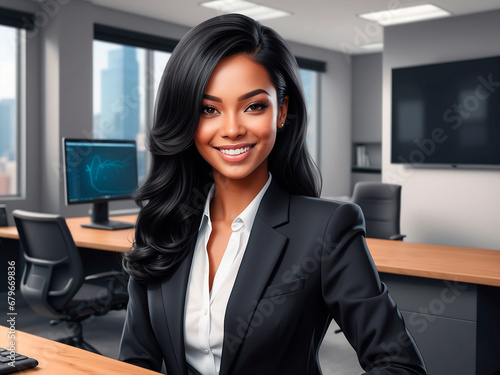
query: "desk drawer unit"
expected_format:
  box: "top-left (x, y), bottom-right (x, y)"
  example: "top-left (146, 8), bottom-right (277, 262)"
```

top-left (381, 273), bottom-right (500, 375)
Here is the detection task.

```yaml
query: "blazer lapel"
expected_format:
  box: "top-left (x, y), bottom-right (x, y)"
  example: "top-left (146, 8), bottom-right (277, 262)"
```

top-left (220, 181), bottom-right (290, 374)
top-left (160, 246), bottom-right (195, 375)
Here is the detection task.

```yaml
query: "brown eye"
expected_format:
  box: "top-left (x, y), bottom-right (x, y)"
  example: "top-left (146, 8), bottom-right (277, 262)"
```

top-left (202, 106), bottom-right (219, 115)
top-left (245, 102), bottom-right (268, 112)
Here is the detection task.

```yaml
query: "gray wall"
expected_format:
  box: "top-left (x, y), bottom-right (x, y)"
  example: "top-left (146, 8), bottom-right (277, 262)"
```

top-left (383, 10), bottom-right (500, 249)
top-left (351, 53), bottom-right (383, 189)
top-left (288, 41), bottom-right (353, 197)
top-left (0, 0), bottom-right (353, 220)
top-left (352, 53), bottom-right (382, 143)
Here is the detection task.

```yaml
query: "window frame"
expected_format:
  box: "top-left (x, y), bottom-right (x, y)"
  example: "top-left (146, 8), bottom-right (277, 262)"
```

top-left (93, 26), bottom-right (178, 185)
top-left (296, 57), bottom-right (325, 167)
top-left (0, 7), bottom-right (34, 199)
top-left (94, 24), bottom-right (178, 53)
top-left (0, 7), bottom-right (35, 30)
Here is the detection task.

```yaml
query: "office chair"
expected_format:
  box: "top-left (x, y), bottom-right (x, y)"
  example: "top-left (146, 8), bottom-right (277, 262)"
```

top-left (351, 182), bottom-right (406, 241)
top-left (12, 209), bottom-right (129, 353)
top-left (0, 205), bottom-right (7, 251)
top-left (0, 204), bottom-right (7, 226)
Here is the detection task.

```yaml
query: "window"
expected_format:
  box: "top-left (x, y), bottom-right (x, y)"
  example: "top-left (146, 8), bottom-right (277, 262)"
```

top-left (297, 57), bottom-right (325, 167)
top-left (0, 8), bottom-right (32, 198)
top-left (300, 68), bottom-right (320, 164)
top-left (93, 26), bottom-right (176, 186)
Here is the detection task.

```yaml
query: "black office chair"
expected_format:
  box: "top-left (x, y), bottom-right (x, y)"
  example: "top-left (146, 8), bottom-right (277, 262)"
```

top-left (351, 182), bottom-right (406, 241)
top-left (0, 205), bottom-right (7, 253)
top-left (12, 209), bottom-right (129, 353)
top-left (0, 204), bottom-right (8, 226)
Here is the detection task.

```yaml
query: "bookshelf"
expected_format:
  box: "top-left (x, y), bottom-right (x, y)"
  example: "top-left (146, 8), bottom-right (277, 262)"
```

top-left (352, 142), bottom-right (381, 174)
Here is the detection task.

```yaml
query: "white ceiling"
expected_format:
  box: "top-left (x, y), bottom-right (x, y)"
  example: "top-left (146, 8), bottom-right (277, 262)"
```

top-left (87, 0), bottom-right (500, 53)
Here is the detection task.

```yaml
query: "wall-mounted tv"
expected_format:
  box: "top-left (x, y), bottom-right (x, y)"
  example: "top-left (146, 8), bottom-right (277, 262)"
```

top-left (391, 55), bottom-right (500, 167)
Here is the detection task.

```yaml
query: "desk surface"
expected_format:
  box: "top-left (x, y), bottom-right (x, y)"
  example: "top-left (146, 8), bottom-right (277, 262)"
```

top-left (1, 215), bottom-right (500, 287)
top-left (0, 215), bottom-right (136, 252)
top-left (366, 238), bottom-right (500, 287)
top-left (0, 325), bottom-right (160, 375)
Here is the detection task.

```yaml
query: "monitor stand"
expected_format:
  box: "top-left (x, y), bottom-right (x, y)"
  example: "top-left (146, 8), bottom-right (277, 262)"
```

top-left (82, 202), bottom-right (135, 230)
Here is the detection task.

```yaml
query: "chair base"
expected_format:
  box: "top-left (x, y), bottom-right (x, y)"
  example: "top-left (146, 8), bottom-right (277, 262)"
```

top-left (57, 335), bottom-right (100, 354)
top-left (50, 319), bottom-right (100, 354)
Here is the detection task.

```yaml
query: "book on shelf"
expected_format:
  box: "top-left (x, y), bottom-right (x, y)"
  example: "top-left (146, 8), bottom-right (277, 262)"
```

top-left (355, 145), bottom-right (370, 167)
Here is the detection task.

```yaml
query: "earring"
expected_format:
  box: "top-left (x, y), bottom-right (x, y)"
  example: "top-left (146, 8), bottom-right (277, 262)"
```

top-left (278, 123), bottom-right (285, 128)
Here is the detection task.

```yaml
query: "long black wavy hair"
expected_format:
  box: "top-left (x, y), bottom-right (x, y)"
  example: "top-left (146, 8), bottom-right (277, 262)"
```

top-left (123, 13), bottom-right (322, 282)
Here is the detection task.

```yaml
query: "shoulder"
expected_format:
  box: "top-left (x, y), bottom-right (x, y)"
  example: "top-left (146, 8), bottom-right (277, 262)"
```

top-left (290, 195), bottom-right (362, 220)
top-left (288, 195), bottom-right (366, 238)
top-left (260, 180), bottom-right (364, 231)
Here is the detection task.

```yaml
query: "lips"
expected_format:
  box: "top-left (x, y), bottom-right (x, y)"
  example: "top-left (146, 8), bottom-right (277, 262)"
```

top-left (218, 146), bottom-right (252, 155)
top-left (215, 144), bottom-right (255, 162)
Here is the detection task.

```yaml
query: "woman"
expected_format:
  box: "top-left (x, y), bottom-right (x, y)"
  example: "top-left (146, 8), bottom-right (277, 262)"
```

top-left (119, 14), bottom-right (427, 375)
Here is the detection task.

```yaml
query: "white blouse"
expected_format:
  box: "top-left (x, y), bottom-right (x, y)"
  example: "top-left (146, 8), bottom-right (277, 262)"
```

top-left (184, 175), bottom-right (272, 375)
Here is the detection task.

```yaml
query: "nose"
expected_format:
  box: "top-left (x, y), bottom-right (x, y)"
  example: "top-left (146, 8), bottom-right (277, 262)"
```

top-left (220, 113), bottom-right (246, 139)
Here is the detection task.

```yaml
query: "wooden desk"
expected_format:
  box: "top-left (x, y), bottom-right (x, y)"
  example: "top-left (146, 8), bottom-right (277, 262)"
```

top-left (1, 215), bottom-right (500, 286)
top-left (366, 238), bottom-right (500, 287)
top-left (2, 217), bottom-right (500, 374)
top-left (0, 325), bottom-right (160, 374)
top-left (365, 239), bottom-right (500, 375)
top-left (0, 215), bottom-right (136, 252)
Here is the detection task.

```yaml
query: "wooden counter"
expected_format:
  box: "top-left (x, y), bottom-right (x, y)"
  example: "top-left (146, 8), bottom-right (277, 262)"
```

top-left (0, 325), bottom-right (160, 375)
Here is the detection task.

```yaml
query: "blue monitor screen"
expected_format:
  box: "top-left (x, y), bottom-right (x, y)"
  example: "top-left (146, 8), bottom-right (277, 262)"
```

top-left (63, 139), bottom-right (138, 204)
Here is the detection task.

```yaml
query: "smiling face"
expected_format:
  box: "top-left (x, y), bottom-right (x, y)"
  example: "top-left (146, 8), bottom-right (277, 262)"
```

top-left (195, 54), bottom-right (288, 187)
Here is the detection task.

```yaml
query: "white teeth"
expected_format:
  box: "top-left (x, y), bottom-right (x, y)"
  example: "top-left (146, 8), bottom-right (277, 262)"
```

top-left (219, 146), bottom-right (251, 155)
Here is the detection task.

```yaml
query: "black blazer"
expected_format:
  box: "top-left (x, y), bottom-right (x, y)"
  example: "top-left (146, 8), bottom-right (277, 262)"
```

top-left (119, 181), bottom-right (426, 374)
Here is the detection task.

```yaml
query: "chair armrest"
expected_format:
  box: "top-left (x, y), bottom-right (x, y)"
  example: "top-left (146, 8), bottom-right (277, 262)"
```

top-left (48, 279), bottom-right (74, 296)
top-left (84, 270), bottom-right (129, 316)
top-left (84, 270), bottom-right (124, 281)
top-left (389, 234), bottom-right (406, 241)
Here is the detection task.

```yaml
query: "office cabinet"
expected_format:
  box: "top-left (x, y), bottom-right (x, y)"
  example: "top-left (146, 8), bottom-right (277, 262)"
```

top-left (381, 273), bottom-right (500, 375)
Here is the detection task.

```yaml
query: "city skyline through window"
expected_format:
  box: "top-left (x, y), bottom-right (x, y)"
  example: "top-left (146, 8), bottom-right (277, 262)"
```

top-left (0, 25), bottom-right (21, 197)
top-left (93, 40), bottom-right (171, 185)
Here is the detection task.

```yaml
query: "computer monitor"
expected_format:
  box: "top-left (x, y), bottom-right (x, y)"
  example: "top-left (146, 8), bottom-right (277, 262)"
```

top-left (62, 138), bottom-right (138, 230)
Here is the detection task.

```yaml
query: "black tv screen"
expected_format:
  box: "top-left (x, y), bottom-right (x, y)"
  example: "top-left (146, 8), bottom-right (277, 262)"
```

top-left (391, 55), bottom-right (500, 167)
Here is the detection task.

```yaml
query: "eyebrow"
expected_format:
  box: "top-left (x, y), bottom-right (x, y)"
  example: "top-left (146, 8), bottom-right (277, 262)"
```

top-left (238, 89), bottom-right (270, 101)
top-left (203, 89), bottom-right (270, 103)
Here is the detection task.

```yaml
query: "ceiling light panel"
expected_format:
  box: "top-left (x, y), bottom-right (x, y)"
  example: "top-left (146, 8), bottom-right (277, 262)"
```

top-left (200, 0), bottom-right (291, 21)
top-left (358, 4), bottom-right (451, 26)
top-left (359, 42), bottom-right (384, 51)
